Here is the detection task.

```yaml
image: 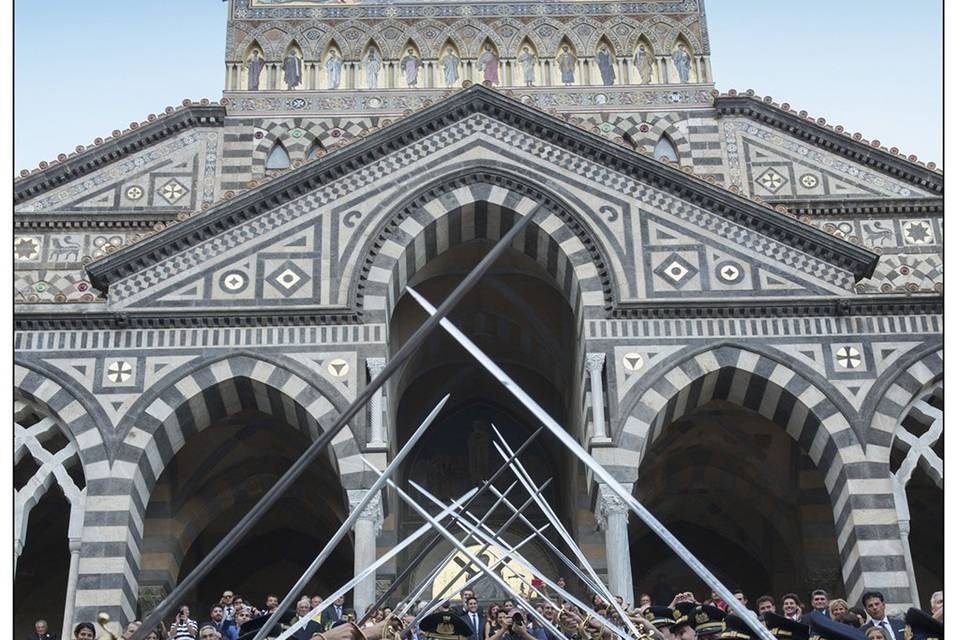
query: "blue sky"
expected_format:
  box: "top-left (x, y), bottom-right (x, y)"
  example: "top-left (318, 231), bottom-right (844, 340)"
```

top-left (13, 0), bottom-right (943, 171)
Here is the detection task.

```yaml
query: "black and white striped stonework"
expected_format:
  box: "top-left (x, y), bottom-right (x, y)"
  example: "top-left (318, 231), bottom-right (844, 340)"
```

top-left (613, 344), bottom-right (920, 609)
top-left (25, 353), bottom-right (368, 625)
top-left (354, 172), bottom-right (613, 327)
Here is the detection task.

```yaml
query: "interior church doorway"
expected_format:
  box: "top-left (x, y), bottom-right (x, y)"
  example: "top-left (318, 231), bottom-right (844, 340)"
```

top-left (629, 400), bottom-right (844, 603)
top-left (387, 235), bottom-right (584, 603)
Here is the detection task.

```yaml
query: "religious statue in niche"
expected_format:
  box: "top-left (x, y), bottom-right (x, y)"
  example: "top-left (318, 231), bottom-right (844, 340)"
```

top-left (478, 45), bottom-right (500, 85)
top-left (556, 45), bottom-right (576, 85)
top-left (283, 49), bottom-right (302, 89)
top-left (247, 49), bottom-right (265, 90)
top-left (441, 48), bottom-right (461, 87)
top-left (595, 45), bottom-right (616, 86)
top-left (364, 48), bottom-right (382, 89)
top-left (326, 49), bottom-right (343, 89)
top-left (517, 46), bottom-right (537, 87)
top-left (672, 44), bottom-right (691, 83)
top-left (400, 48), bottom-right (422, 87)
top-left (634, 44), bottom-right (653, 84)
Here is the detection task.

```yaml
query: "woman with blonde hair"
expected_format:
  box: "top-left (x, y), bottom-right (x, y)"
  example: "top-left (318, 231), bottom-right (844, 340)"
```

top-left (828, 599), bottom-right (850, 620)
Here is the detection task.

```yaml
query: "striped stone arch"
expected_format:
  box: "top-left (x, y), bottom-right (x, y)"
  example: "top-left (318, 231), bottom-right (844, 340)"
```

top-left (621, 113), bottom-right (693, 163)
top-left (14, 362), bottom-right (109, 626)
top-left (866, 348), bottom-right (943, 453)
top-left (351, 169), bottom-right (615, 325)
top-left (613, 343), bottom-right (910, 605)
top-left (84, 353), bottom-right (366, 622)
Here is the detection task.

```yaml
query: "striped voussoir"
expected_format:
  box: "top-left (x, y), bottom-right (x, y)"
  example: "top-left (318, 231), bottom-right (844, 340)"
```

top-left (250, 118), bottom-right (375, 176)
top-left (613, 343), bottom-right (913, 608)
top-left (15, 363), bottom-right (111, 623)
top-left (355, 171), bottom-right (613, 325)
top-left (620, 112), bottom-right (693, 160)
top-left (82, 352), bottom-right (366, 624)
top-left (867, 348), bottom-right (943, 452)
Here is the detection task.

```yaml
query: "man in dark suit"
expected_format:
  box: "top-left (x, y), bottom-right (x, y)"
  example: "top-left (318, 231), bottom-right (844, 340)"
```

top-left (25, 619), bottom-right (56, 640)
top-left (460, 596), bottom-right (483, 640)
top-left (321, 595), bottom-right (347, 630)
top-left (451, 588), bottom-right (475, 618)
top-left (859, 591), bottom-right (906, 640)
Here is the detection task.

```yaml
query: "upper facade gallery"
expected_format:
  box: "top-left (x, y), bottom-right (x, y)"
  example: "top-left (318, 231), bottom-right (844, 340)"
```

top-left (13, 0), bottom-right (943, 637)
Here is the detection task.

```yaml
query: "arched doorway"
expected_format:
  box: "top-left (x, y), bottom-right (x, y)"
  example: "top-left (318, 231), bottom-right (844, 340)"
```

top-left (14, 396), bottom-right (87, 639)
top-left (890, 381), bottom-right (943, 605)
top-left (387, 237), bottom-right (582, 604)
top-left (628, 397), bottom-right (844, 604)
top-left (139, 406), bottom-right (353, 614)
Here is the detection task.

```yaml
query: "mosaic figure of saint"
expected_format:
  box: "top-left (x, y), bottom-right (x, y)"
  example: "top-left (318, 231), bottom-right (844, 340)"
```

top-left (596, 45), bottom-right (616, 86)
top-left (672, 44), bottom-right (691, 83)
top-left (518, 47), bottom-right (537, 87)
top-left (441, 48), bottom-right (460, 87)
top-left (326, 50), bottom-right (343, 89)
top-left (556, 45), bottom-right (576, 85)
top-left (400, 48), bottom-right (422, 87)
top-left (247, 50), bottom-right (265, 91)
top-left (478, 45), bottom-right (499, 85)
top-left (283, 50), bottom-right (302, 90)
top-left (364, 48), bottom-right (381, 89)
top-left (634, 44), bottom-right (653, 84)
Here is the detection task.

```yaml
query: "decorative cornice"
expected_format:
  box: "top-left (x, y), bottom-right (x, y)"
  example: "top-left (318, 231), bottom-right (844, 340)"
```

top-left (715, 93), bottom-right (943, 196)
top-left (85, 85), bottom-right (879, 292)
top-left (14, 104), bottom-right (227, 205)
top-left (610, 296), bottom-right (943, 319)
top-left (13, 295), bottom-right (942, 331)
top-left (778, 197), bottom-right (944, 218)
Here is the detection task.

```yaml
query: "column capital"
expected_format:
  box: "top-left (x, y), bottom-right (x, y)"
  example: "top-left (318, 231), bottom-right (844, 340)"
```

top-left (595, 483), bottom-right (629, 530)
top-left (348, 490), bottom-right (385, 535)
top-left (366, 357), bottom-right (387, 377)
top-left (585, 353), bottom-right (606, 373)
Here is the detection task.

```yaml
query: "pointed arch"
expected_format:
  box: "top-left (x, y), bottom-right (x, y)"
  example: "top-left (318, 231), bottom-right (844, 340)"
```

top-left (360, 39), bottom-right (384, 90)
top-left (632, 33), bottom-right (658, 84)
top-left (654, 133), bottom-right (680, 163)
top-left (306, 139), bottom-right (325, 162)
top-left (594, 35), bottom-right (618, 86)
top-left (438, 38), bottom-right (462, 88)
top-left (320, 38), bottom-right (346, 90)
top-left (668, 34), bottom-right (697, 83)
top-left (265, 141), bottom-right (291, 171)
top-left (515, 37), bottom-right (540, 86)
top-left (554, 36), bottom-right (579, 85)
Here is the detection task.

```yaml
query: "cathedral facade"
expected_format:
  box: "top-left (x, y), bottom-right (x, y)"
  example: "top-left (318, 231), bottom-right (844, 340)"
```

top-left (13, 1), bottom-right (943, 637)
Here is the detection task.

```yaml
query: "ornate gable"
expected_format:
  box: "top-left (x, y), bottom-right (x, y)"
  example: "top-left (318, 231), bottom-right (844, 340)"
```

top-left (86, 86), bottom-right (877, 319)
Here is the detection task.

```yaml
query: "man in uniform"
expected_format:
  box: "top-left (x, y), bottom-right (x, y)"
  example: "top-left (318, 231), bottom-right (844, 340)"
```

top-left (903, 607), bottom-right (943, 640)
top-left (420, 612), bottom-right (475, 640)
top-left (810, 613), bottom-right (873, 640)
top-left (689, 605), bottom-right (725, 639)
top-left (763, 612), bottom-right (809, 640)
top-left (717, 615), bottom-right (762, 640)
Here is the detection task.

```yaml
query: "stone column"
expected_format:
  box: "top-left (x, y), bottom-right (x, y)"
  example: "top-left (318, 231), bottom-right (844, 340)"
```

top-left (61, 538), bottom-right (82, 632)
top-left (349, 491), bottom-right (384, 617)
top-left (366, 358), bottom-right (387, 450)
top-left (892, 479), bottom-right (922, 607)
top-left (596, 484), bottom-right (634, 606)
top-left (586, 354), bottom-right (610, 444)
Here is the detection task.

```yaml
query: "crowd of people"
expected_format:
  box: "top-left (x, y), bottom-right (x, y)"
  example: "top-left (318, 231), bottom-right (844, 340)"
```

top-left (33, 584), bottom-right (944, 640)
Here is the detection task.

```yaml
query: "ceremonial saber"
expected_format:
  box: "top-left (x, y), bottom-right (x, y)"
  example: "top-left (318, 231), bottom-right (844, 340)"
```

top-left (489, 432), bottom-right (640, 637)
top-left (254, 395), bottom-right (452, 640)
top-left (274, 487), bottom-right (479, 640)
top-left (128, 196), bottom-right (540, 640)
top-left (400, 477), bottom-right (554, 624)
top-left (357, 426), bottom-right (546, 625)
top-left (405, 286), bottom-right (778, 640)
top-left (415, 523), bottom-right (550, 625)
top-left (486, 484), bottom-right (610, 602)
top-left (392, 479), bottom-right (523, 621)
top-left (384, 475), bottom-right (572, 640)
top-left (408, 480), bottom-right (636, 640)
